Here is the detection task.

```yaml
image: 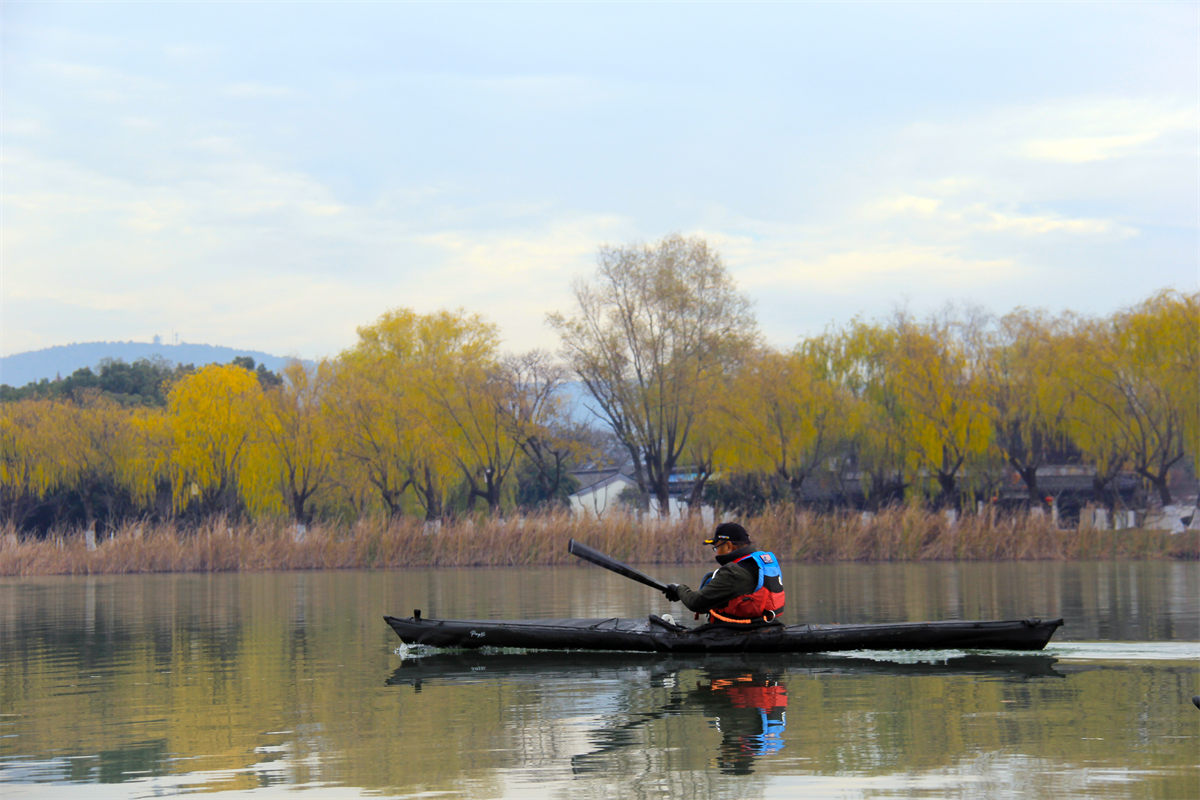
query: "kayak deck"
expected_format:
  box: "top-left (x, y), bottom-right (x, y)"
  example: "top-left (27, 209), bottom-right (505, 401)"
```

top-left (384, 612), bottom-right (1063, 654)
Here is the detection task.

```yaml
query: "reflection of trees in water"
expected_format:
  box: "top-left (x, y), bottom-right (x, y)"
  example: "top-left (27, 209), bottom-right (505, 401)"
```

top-left (387, 651), bottom-right (1069, 789)
top-left (387, 654), bottom-right (791, 785)
top-left (553, 664), bottom-right (789, 776)
top-left (7, 566), bottom-right (1196, 799)
top-left (564, 668), bottom-right (788, 777)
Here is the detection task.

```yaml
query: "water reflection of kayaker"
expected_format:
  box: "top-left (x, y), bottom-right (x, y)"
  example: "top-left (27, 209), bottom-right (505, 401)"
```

top-left (691, 671), bottom-right (788, 774)
top-left (663, 522), bottom-right (786, 624)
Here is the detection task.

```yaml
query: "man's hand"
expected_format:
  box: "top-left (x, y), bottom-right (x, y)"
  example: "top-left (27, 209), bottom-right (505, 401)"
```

top-left (663, 584), bottom-right (681, 602)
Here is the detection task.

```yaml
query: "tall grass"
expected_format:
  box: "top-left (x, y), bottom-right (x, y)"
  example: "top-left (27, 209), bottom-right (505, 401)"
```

top-left (0, 507), bottom-right (1194, 577)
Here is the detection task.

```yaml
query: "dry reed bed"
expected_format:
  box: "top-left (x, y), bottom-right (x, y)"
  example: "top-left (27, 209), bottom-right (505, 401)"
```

top-left (0, 508), bottom-right (1195, 577)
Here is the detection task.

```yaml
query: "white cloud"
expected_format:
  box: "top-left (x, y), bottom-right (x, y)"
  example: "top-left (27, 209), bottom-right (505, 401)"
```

top-left (0, 143), bottom-right (629, 358)
top-left (872, 195), bottom-right (943, 218)
top-left (868, 193), bottom-right (1137, 239)
top-left (1019, 103), bottom-right (1194, 163)
top-left (978, 208), bottom-right (1135, 238)
top-left (1024, 132), bottom-right (1162, 164)
top-left (735, 245), bottom-right (1017, 293)
top-left (3, 6), bottom-right (1193, 363)
top-left (893, 96), bottom-right (1196, 179)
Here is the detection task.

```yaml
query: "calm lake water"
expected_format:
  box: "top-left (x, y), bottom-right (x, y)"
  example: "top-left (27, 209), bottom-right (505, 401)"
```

top-left (1, 560), bottom-right (1197, 799)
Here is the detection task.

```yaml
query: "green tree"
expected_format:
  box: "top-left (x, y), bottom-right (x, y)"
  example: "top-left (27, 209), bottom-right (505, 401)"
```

top-left (231, 356), bottom-right (283, 389)
top-left (96, 357), bottom-right (177, 404)
top-left (1, 357), bottom-right (184, 406)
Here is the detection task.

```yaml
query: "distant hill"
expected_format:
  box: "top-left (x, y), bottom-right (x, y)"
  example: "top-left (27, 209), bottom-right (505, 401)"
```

top-left (0, 341), bottom-right (303, 387)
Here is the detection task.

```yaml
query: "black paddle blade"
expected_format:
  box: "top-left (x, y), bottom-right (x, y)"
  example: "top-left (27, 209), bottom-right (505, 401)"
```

top-left (568, 538), bottom-right (669, 593)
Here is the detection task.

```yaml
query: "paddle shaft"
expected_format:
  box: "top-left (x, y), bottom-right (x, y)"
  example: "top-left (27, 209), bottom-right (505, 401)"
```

top-left (568, 539), bottom-right (670, 593)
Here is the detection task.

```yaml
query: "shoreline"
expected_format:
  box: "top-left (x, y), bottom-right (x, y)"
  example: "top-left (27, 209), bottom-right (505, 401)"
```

top-left (2, 508), bottom-right (1196, 577)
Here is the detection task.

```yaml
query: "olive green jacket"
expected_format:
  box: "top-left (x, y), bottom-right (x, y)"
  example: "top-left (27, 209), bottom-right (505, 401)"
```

top-left (675, 546), bottom-right (758, 614)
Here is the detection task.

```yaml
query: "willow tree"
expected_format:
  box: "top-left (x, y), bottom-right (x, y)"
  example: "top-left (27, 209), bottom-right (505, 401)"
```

top-left (549, 235), bottom-right (758, 515)
top-left (0, 399), bottom-right (72, 528)
top-left (243, 360), bottom-right (336, 523)
top-left (888, 312), bottom-right (994, 507)
top-left (408, 309), bottom-right (520, 513)
top-left (57, 391), bottom-right (157, 530)
top-left (836, 320), bottom-right (911, 506)
top-left (1120, 291), bottom-right (1199, 505)
top-left (329, 308), bottom-right (516, 517)
top-left (980, 309), bottom-right (1075, 505)
top-left (329, 309), bottom-right (458, 520)
top-left (1058, 316), bottom-right (1138, 510)
top-left (1066, 291), bottom-right (1199, 507)
top-left (719, 340), bottom-right (850, 504)
top-left (166, 363), bottom-right (264, 517)
top-left (126, 404), bottom-right (172, 518)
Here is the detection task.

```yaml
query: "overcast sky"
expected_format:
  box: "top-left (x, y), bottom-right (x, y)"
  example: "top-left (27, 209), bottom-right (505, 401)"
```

top-left (3, 2), bottom-right (1196, 361)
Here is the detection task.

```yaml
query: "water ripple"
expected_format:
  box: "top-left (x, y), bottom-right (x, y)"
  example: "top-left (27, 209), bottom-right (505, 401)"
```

top-left (1046, 641), bottom-right (1200, 661)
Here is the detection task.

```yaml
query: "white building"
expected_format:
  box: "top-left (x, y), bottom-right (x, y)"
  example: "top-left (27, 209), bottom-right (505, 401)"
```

top-left (568, 470), bottom-right (639, 518)
top-left (567, 469), bottom-right (710, 522)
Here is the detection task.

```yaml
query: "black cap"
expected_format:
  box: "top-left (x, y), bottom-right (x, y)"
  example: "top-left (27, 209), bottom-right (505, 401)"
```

top-left (704, 522), bottom-right (749, 546)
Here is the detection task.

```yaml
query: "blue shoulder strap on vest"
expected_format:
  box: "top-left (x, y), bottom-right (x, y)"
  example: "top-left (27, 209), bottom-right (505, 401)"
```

top-left (733, 551), bottom-right (781, 593)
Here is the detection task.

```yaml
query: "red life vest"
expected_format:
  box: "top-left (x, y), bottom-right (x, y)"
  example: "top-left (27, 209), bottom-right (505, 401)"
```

top-left (710, 677), bottom-right (789, 711)
top-left (707, 551), bottom-right (785, 624)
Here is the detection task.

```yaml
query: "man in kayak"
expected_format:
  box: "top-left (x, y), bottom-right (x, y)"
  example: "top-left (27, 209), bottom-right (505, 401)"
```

top-left (663, 522), bottom-right (786, 624)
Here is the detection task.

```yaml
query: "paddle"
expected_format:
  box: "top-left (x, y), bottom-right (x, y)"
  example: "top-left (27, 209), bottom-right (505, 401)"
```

top-left (568, 538), bottom-right (670, 593)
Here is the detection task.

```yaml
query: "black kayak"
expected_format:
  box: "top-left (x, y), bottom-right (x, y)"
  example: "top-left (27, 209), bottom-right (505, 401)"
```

top-left (385, 650), bottom-right (1064, 685)
top-left (384, 611), bottom-right (1063, 654)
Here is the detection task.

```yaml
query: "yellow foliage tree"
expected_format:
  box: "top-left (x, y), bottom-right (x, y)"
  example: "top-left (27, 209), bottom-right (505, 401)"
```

top-left (1063, 290), bottom-right (1199, 507)
top-left (719, 340), bottom-right (852, 503)
top-left (888, 312), bottom-right (994, 506)
top-left (241, 360), bottom-right (336, 523)
top-left (980, 309), bottom-right (1075, 505)
top-left (166, 364), bottom-right (264, 516)
top-left (841, 313), bottom-right (993, 508)
top-left (57, 391), bottom-right (159, 529)
top-left (1117, 290), bottom-right (1199, 504)
top-left (835, 320), bottom-right (912, 505)
top-left (406, 310), bottom-right (518, 513)
top-left (329, 309), bottom-right (490, 519)
top-left (0, 399), bottom-right (71, 527)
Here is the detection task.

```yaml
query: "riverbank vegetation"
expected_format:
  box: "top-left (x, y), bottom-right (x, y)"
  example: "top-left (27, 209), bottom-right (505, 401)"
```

top-left (2, 508), bottom-right (1195, 577)
top-left (2, 237), bottom-right (1197, 545)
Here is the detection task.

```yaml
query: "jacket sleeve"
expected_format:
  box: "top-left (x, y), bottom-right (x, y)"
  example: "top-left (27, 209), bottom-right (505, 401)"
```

top-left (675, 564), bottom-right (756, 614)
